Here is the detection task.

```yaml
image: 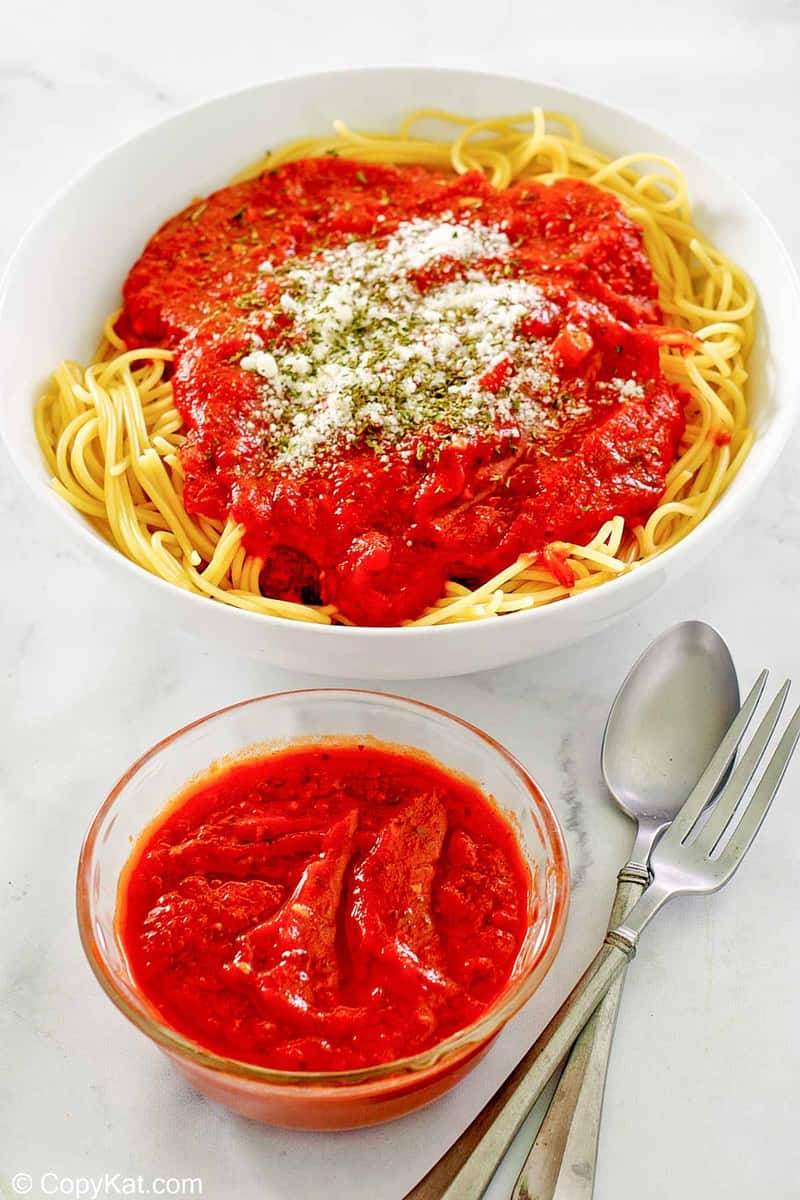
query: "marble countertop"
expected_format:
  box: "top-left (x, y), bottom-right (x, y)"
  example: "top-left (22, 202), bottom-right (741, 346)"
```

top-left (2, 2), bottom-right (799, 1196)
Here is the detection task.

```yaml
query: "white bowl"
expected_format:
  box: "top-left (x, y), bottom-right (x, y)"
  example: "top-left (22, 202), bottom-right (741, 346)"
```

top-left (1, 68), bottom-right (798, 679)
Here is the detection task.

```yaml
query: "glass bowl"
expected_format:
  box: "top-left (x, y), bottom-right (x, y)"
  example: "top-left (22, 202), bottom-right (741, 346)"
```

top-left (77, 690), bottom-right (570, 1129)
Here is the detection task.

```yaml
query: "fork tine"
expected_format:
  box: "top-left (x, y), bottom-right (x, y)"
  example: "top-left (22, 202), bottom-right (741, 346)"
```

top-left (709, 701), bottom-right (800, 876)
top-left (694, 681), bottom-right (791, 855)
top-left (668, 670), bottom-right (769, 844)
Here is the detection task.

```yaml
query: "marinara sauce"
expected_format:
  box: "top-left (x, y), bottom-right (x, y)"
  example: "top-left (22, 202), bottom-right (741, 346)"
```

top-left (118, 742), bottom-right (531, 1072)
top-left (119, 157), bottom-right (686, 625)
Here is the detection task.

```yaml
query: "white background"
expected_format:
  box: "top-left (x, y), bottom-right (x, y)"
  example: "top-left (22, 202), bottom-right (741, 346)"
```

top-left (2, 2), bottom-right (799, 1197)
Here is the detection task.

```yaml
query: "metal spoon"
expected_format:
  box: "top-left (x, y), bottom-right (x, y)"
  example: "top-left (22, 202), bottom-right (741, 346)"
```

top-left (512, 620), bottom-right (740, 1200)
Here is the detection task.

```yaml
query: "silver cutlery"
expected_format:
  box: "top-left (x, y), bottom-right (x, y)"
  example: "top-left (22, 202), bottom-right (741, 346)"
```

top-left (406, 665), bottom-right (800, 1200)
top-left (512, 621), bottom-right (740, 1199)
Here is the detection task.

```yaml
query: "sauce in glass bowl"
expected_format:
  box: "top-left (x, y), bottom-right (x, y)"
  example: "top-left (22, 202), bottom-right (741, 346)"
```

top-left (119, 739), bottom-right (530, 1072)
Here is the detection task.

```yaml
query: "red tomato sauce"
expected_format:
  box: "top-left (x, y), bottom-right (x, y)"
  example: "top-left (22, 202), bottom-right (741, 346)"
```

top-left (118, 742), bottom-right (531, 1072)
top-left (119, 157), bottom-right (686, 625)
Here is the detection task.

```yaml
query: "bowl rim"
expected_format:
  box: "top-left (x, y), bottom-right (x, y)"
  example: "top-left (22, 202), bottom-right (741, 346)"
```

top-left (76, 687), bottom-right (571, 1088)
top-left (3, 66), bottom-right (799, 643)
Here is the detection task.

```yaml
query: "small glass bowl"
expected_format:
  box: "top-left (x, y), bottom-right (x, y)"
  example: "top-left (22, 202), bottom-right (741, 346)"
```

top-left (77, 690), bottom-right (569, 1129)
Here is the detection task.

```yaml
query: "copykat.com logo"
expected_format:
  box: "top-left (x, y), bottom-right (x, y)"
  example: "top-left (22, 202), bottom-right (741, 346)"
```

top-left (10, 1174), bottom-right (203, 1197)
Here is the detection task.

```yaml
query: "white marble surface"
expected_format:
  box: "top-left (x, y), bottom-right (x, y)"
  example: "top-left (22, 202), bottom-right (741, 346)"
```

top-left (2, 3), bottom-right (800, 1197)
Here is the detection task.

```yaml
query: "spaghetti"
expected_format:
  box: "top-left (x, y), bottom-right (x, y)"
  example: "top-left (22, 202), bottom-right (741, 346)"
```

top-left (35, 109), bottom-right (754, 627)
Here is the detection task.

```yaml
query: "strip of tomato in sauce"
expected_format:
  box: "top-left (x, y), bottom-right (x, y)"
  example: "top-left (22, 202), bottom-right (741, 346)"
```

top-left (118, 742), bottom-right (532, 1072)
top-left (120, 157), bottom-right (686, 625)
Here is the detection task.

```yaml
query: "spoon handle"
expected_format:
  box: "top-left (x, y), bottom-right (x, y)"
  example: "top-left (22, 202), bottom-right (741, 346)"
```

top-left (510, 875), bottom-right (646, 1200)
top-left (404, 939), bottom-right (633, 1200)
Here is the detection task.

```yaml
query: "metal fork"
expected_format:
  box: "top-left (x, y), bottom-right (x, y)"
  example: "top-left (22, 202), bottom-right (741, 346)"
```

top-left (406, 673), bottom-right (800, 1200)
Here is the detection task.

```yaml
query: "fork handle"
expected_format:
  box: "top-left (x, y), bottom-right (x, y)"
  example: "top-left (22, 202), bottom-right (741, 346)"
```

top-left (404, 939), bottom-right (633, 1200)
top-left (510, 876), bottom-right (646, 1200)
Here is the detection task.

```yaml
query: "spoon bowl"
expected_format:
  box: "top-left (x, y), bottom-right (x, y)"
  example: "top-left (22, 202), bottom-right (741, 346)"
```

top-left (602, 621), bottom-right (740, 827)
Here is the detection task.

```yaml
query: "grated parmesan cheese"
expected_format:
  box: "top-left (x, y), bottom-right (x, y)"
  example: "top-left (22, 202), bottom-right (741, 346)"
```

top-left (610, 377), bottom-right (645, 400)
top-left (236, 216), bottom-right (605, 468)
